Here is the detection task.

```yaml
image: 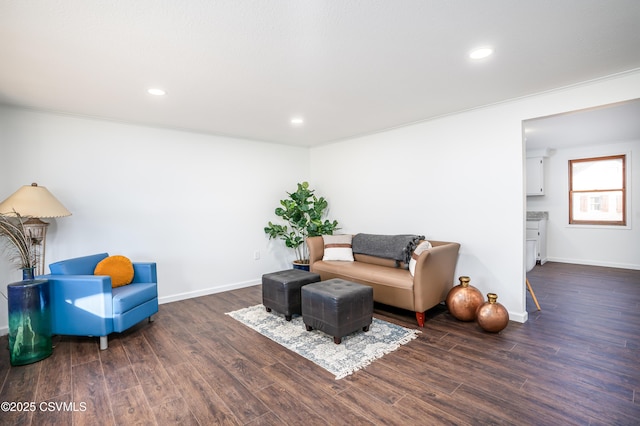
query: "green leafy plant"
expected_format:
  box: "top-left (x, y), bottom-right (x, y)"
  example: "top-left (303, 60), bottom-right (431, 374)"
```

top-left (264, 182), bottom-right (339, 263)
top-left (0, 211), bottom-right (37, 270)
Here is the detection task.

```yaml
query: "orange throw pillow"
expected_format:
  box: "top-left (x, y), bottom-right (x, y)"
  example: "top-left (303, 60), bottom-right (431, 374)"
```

top-left (94, 255), bottom-right (134, 288)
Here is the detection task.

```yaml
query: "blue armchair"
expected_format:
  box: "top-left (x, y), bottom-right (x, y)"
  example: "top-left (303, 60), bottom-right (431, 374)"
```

top-left (41, 253), bottom-right (158, 350)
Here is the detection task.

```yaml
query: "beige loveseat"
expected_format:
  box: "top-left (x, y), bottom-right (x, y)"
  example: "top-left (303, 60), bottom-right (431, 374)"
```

top-left (308, 236), bottom-right (460, 327)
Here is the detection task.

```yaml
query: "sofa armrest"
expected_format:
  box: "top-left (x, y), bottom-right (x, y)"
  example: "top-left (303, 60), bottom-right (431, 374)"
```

top-left (307, 236), bottom-right (325, 267)
top-left (132, 262), bottom-right (157, 283)
top-left (412, 241), bottom-right (460, 312)
top-left (44, 275), bottom-right (114, 336)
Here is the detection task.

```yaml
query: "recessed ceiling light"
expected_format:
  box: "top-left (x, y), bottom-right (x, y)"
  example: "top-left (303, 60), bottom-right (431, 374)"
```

top-left (290, 117), bottom-right (304, 125)
top-left (469, 47), bottom-right (493, 59)
top-left (147, 88), bottom-right (166, 96)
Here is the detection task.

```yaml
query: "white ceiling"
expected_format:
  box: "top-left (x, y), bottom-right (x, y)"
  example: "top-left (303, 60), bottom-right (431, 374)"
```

top-left (1, 0), bottom-right (640, 147)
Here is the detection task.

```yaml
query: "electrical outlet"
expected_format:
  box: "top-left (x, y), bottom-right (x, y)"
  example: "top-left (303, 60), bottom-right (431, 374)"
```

top-left (254, 250), bottom-right (260, 260)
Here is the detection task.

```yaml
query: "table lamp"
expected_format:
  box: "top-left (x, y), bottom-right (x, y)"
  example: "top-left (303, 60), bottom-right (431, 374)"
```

top-left (0, 183), bottom-right (71, 275)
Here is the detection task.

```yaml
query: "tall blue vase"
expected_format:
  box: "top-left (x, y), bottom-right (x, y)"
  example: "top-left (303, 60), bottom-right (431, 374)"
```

top-left (7, 279), bottom-right (52, 366)
top-left (22, 267), bottom-right (35, 280)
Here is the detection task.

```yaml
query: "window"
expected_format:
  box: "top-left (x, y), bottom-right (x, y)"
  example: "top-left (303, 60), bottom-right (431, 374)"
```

top-left (569, 155), bottom-right (626, 226)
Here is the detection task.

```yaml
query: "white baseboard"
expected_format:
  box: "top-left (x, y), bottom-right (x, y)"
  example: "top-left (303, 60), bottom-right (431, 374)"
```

top-left (158, 278), bottom-right (261, 305)
top-left (547, 257), bottom-right (640, 271)
top-left (508, 310), bottom-right (528, 323)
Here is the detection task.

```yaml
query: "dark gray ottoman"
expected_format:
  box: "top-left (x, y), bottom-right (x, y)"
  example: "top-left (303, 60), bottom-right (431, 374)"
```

top-left (301, 279), bottom-right (374, 344)
top-left (262, 269), bottom-right (321, 321)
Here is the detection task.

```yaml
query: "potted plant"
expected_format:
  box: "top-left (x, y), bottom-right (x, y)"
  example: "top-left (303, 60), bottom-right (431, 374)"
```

top-left (264, 182), bottom-right (339, 270)
top-left (0, 212), bottom-right (37, 280)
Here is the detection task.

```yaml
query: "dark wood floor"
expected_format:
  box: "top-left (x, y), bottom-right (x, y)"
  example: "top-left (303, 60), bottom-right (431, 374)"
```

top-left (1, 262), bottom-right (639, 425)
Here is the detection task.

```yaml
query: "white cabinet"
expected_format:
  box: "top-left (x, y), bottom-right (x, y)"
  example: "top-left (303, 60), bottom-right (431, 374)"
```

top-left (526, 219), bottom-right (547, 264)
top-left (526, 157), bottom-right (545, 196)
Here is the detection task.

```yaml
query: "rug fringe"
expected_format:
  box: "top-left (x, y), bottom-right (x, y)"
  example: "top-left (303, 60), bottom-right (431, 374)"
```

top-left (334, 329), bottom-right (419, 379)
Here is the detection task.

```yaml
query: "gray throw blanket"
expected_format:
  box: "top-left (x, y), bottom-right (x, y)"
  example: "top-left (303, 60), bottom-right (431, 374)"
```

top-left (352, 234), bottom-right (425, 265)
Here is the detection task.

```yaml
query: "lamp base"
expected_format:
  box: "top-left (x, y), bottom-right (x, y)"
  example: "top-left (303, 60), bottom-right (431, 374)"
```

top-left (23, 217), bottom-right (49, 276)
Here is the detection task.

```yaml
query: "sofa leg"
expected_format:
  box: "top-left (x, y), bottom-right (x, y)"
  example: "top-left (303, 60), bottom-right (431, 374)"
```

top-left (99, 336), bottom-right (108, 350)
top-left (149, 315), bottom-right (155, 323)
top-left (415, 312), bottom-right (425, 327)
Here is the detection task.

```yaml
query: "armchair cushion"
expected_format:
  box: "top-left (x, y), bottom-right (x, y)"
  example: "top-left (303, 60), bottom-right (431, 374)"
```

top-left (112, 282), bottom-right (157, 314)
top-left (94, 255), bottom-right (134, 287)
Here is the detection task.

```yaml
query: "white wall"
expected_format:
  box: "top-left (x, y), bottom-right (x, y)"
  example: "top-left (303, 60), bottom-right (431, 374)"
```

top-left (527, 140), bottom-right (639, 269)
top-left (0, 106), bottom-right (309, 333)
top-left (310, 70), bottom-right (640, 323)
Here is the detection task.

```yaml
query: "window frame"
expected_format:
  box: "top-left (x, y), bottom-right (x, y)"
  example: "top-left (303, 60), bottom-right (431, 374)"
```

top-left (568, 154), bottom-right (626, 226)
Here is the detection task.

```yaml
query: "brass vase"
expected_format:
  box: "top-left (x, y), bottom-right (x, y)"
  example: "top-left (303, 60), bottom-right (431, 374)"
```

top-left (476, 293), bottom-right (509, 333)
top-left (446, 276), bottom-right (484, 321)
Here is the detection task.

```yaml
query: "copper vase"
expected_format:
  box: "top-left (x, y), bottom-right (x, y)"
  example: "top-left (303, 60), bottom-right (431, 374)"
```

top-left (476, 293), bottom-right (509, 333)
top-left (446, 276), bottom-right (484, 322)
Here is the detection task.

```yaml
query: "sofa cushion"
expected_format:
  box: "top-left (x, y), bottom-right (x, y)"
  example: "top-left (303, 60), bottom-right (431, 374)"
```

top-left (322, 234), bottom-right (354, 261)
top-left (313, 260), bottom-right (413, 289)
top-left (409, 241), bottom-right (432, 276)
top-left (94, 255), bottom-right (134, 288)
top-left (353, 253), bottom-right (406, 268)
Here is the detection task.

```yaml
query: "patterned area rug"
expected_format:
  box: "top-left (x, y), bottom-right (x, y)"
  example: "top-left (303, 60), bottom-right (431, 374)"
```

top-left (226, 304), bottom-right (420, 379)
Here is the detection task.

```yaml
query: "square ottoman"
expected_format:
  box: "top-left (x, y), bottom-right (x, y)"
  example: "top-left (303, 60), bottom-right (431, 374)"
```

top-left (301, 278), bottom-right (374, 344)
top-left (262, 269), bottom-right (321, 321)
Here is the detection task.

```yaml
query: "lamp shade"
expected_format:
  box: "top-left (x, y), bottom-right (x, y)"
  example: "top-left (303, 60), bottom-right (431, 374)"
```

top-left (0, 183), bottom-right (71, 218)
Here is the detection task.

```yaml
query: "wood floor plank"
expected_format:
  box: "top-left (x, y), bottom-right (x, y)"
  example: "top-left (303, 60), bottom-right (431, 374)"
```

top-left (141, 322), bottom-right (187, 367)
top-left (342, 369), bottom-right (406, 405)
top-left (0, 335), bottom-right (11, 382)
top-left (165, 361), bottom-right (240, 425)
top-left (72, 359), bottom-right (114, 426)
top-left (121, 334), bottom-right (182, 408)
top-left (451, 382), bottom-right (587, 426)
top-left (253, 384), bottom-right (328, 426)
top-left (195, 330), bottom-right (276, 392)
top-left (99, 339), bottom-right (140, 395)
top-left (393, 393), bottom-right (472, 426)
top-left (261, 361), bottom-right (376, 425)
top-left (364, 363), bottom-right (505, 425)
top-left (151, 311), bottom-right (200, 348)
top-left (183, 342), bottom-right (271, 424)
top-left (521, 372), bottom-right (640, 425)
top-left (110, 385), bottom-right (156, 425)
top-left (150, 396), bottom-right (199, 425)
top-left (379, 343), bottom-right (468, 395)
top-left (70, 337), bottom-right (100, 366)
top-left (333, 386), bottom-right (418, 425)
top-left (34, 336), bottom-right (71, 401)
top-left (30, 393), bottom-right (74, 426)
top-left (0, 362), bottom-right (40, 425)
